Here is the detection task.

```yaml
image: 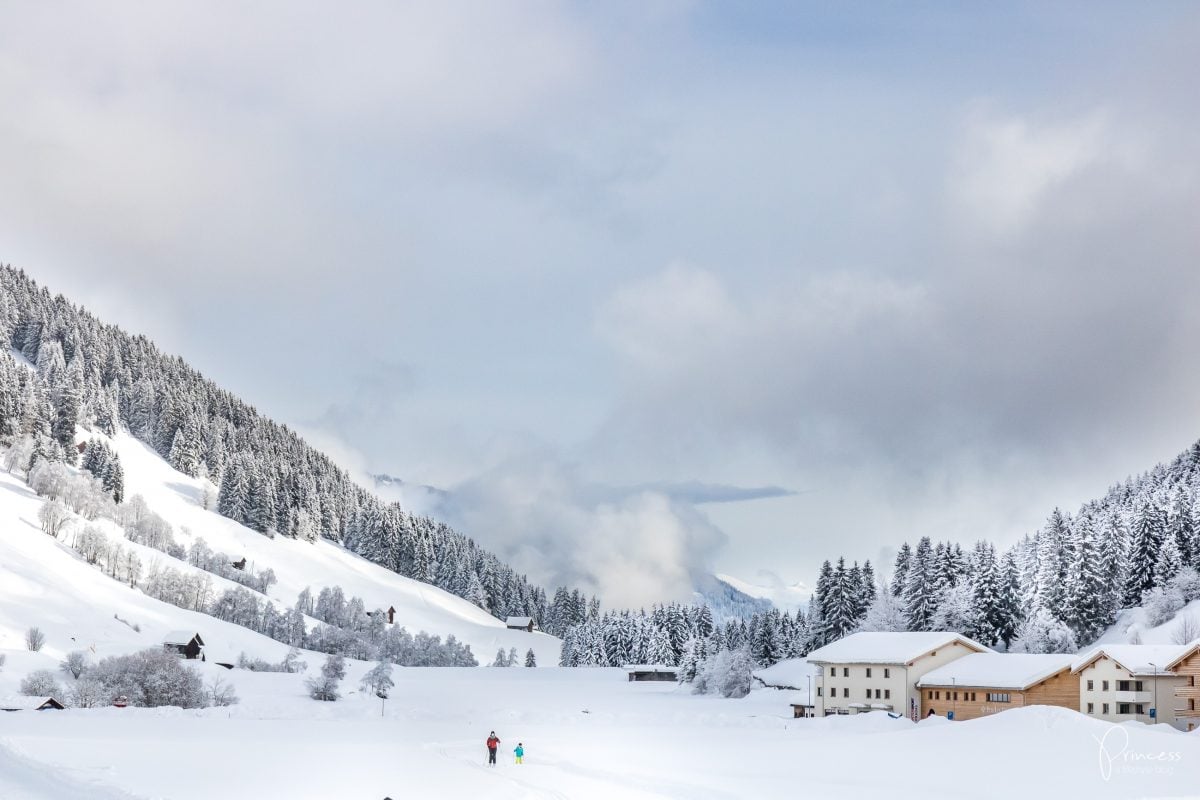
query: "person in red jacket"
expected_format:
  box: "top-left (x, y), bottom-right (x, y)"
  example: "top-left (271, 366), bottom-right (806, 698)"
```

top-left (486, 731), bottom-right (501, 765)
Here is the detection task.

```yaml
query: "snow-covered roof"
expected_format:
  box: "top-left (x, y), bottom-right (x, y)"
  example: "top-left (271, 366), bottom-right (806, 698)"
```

top-left (0, 696), bottom-right (64, 711)
top-left (1071, 644), bottom-right (1189, 676)
top-left (917, 653), bottom-right (1074, 690)
top-left (805, 632), bottom-right (991, 666)
top-left (623, 664), bottom-right (678, 672)
top-left (505, 617), bottom-right (533, 627)
top-left (753, 658), bottom-right (821, 690)
top-left (163, 630), bottom-right (203, 645)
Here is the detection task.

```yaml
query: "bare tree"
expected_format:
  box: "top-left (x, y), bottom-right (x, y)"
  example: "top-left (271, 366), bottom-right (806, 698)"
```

top-left (60, 650), bottom-right (90, 679)
top-left (37, 498), bottom-right (71, 538)
top-left (1171, 614), bottom-right (1200, 646)
top-left (25, 626), bottom-right (46, 652)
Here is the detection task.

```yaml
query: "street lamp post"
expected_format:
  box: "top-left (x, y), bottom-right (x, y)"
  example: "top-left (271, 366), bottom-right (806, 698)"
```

top-left (808, 674), bottom-right (813, 718)
top-left (952, 677), bottom-right (956, 720)
top-left (1148, 663), bottom-right (1158, 724)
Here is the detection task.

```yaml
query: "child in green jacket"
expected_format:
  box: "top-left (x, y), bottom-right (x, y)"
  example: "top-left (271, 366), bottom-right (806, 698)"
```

top-left (514, 743), bottom-right (525, 764)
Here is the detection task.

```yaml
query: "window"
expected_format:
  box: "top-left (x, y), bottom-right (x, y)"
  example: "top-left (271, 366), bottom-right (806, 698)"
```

top-left (843, 667), bottom-right (849, 678)
top-left (1136, 681), bottom-right (1144, 692)
top-left (884, 689), bottom-right (890, 699)
top-left (1135, 704), bottom-right (1145, 715)
top-left (875, 689), bottom-right (881, 699)
top-left (1102, 703), bottom-right (1109, 714)
top-left (843, 687), bottom-right (849, 698)
top-left (934, 691), bottom-right (940, 700)
top-left (866, 689), bottom-right (872, 699)
top-left (866, 668), bottom-right (872, 678)
top-left (1087, 680), bottom-right (1093, 691)
top-left (1117, 680), bottom-right (1145, 692)
top-left (970, 693), bottom-right (976, 702)
top-left (1118, 703), bottom-right (1130, 715)
top-left (927, 691), bottom-right (933, 700)
top-left (1102, 680), bottom-right (1109, 691)
top-left (986, 693), bottom-right (1011, 703)
top-left (817, 687), bottom-right (823, 697)
top-left (884, 668), bottom-right (890, 678)
top-left (830, 667), bottom-right (835, 677)
top-left (1087, 703), bottom-right (1094, 714)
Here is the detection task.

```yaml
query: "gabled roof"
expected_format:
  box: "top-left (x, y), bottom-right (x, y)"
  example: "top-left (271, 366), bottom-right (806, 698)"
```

top-left (505, 616), bottom-right (533, 626)
top-left (753, 658), bottom-right (821, 691)
top-left (163, 630), bottom-right (204, 646)
top-left (1071, 644), bottom-right (1189, 676)
top-left (1164, 642), bottom-right (1200, 671)
top-left (917, 653), bottom-right (1075, 690)
top-left (0, 695), bottom-right (65, 711)
top-left (806, 632), bottom-right (991, 666)
top-left (623, 664), bottom-right (678, 672)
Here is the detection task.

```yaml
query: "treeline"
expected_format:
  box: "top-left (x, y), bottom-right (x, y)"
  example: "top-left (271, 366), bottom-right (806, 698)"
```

top-left (808, 443), bottom-right (1200, 653)
top-left (0, 265), bottom-right (582, 623)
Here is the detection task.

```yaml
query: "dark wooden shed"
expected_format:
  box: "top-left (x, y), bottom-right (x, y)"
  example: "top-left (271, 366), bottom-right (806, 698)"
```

top-left (163, 631), bottom-right (205, 659)
top-left (625, 666), bottom-right (679, 682)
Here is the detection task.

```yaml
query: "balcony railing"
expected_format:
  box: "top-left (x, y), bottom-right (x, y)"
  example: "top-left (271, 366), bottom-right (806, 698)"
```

top-left (1114, 690), bottom-right (1152, 704)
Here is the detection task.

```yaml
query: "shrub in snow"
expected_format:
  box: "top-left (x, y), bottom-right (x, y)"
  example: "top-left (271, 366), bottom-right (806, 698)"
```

top-left (207, 676), bottom-right (239, 707)
top-left (1010, 608), bottom-right (1078, 654)
top-left (60, 650), bottom-right (91, 680)
top-left (1169, 567), bottom-right (1200, 604)
top-left (929, 585), bottom-right (975, 635)
top-left (307, 654), bottom-right (346, 701)
top-left (237, 648), bottom-right (308, 673)
top-left (491, 648), bottom-right (509, 667)
top-left (360, 659), bottom-right (394, 696)
top-left (25, 626), bottom-right (46, 652)
top-left (692, 647), bottom-right (753, 699)
top-left (20, 669), bottom-right (63, 697)
top-left (525, 649), bottom-right (536, 668)
top-left (1141, 585), bottom-right (1186, 628)
top-left (88, 649), bottom-right (208, 708)
top-left (0, 653), bottom-right (6, 669)
top-left (1171, 614), bottom-right (1200, 646)
top-left (69, 677), bottom-right (107, 708)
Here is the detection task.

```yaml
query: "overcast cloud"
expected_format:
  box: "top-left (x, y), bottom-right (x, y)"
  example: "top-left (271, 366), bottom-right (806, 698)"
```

top-left (2, 2), bottom-right (1199, 606)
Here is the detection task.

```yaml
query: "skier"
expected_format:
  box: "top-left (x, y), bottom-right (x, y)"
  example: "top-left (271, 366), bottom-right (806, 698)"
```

top-left (514, 743), bottom-right (524, 765)
top-left (486, 731), bottom-right (500, 765)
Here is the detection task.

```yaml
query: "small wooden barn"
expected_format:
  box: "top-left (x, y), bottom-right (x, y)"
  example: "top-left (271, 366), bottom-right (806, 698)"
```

top-left (163, 631), bottom-right (205, 660)
top-left (624, 665), bottom-right (679, 682)
top-left (1, 696), bottom-right (66, 711)
top-left (505, 616), bottom-right (535, 633)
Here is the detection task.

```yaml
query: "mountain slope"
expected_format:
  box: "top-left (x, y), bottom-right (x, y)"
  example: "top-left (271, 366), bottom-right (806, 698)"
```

top-left (0, 431), bottom-right (561, 674)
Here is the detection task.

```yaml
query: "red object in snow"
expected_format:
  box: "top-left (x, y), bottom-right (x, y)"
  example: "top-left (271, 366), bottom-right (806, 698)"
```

top-left (113, 696), bottom-right (129, 708)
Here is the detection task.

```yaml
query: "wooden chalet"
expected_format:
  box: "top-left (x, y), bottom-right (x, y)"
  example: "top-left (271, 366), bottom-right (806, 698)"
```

top-left (163, 630), bottom-right (205, 660)
top-left (505, 616), bottom-right (535, 633)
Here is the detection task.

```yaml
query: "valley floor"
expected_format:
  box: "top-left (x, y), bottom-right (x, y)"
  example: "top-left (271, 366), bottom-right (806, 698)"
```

top-left (2, 666), bottom-right (1199, 799)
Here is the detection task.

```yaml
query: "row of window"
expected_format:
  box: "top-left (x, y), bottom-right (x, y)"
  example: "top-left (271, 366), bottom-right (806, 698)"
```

top-left (1085, 702), bottom-right (1147, 715)
top-left (817, 687), bottom-right (893, 699)
top-left (1084, 679), bottom-right (1145, 692)
top-left (926, 690), bottom-right (978, 702)
top-left (828, 667), bottom-right (891, 678)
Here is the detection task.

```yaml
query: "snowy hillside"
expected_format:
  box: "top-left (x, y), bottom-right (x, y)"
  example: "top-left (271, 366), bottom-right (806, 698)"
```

top-left (0, 430), bottom-right (561, 670)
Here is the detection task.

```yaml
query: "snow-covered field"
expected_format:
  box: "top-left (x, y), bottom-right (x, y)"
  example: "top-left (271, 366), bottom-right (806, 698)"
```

top-left (2, 667), bottom-right (1200, 799)
top-left (3, 437), bottom-right (1200, 798)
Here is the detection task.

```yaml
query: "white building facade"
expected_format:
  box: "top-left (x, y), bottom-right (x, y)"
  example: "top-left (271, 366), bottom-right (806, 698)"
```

top-left (1073, 645), bottom-right (1189, 729)
top-left (807, 632), bottom-right (990, 720)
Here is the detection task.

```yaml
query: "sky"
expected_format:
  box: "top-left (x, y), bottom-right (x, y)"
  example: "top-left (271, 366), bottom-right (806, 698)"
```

top-left (2, 2), bottom-right (1200, 608)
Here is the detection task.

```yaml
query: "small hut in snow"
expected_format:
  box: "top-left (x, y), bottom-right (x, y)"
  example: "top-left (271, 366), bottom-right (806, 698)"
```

top-left (163, 631), bottom-right (205, 660)
top-left (505, 616), bottom-right (535, 633)
top-left (1, 696), bottom-right (66, 711)
top-left (624, 665), bottom-right (679, 682)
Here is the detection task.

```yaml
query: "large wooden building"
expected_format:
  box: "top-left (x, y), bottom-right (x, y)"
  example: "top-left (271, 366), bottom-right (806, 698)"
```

top-left (1165, 643), bottom-right (1200, 731)
top-left (917, 653), bottom-right (1077, 720)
